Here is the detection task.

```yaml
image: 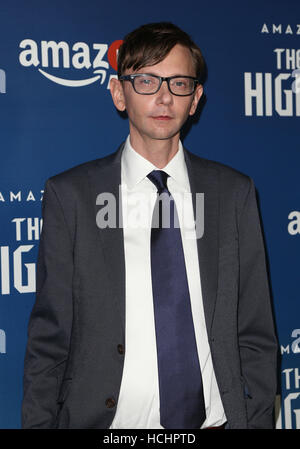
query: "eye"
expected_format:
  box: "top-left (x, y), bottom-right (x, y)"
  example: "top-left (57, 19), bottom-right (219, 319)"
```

top-left (138, 76), bottom-right (155, 85)
top-left (133, 75), bottom-right (159, 92)
top-left (171, 78), bottom-right (188, 88)
top-left (175, 80), bottom-right (187, 87)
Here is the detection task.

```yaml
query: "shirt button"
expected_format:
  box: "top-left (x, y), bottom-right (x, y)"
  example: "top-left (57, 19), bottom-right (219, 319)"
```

top-left (117, 344), bottom-right (124, 355)
top-left (105, 397), bottom-right (116, 408)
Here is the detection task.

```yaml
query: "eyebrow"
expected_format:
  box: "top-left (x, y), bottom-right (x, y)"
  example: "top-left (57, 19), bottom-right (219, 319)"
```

top-left (133, 72), bottom-right (195, 78)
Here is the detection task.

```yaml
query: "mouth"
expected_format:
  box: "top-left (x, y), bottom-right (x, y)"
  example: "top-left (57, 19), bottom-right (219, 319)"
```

top-left (151, 115), bottom-right (173, 121)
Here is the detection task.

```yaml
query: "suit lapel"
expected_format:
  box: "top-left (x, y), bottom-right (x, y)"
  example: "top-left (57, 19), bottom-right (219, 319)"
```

top-left (184, 149), bottom-right (219, 337)
top-left (87, 144), bottom-right (126, 333)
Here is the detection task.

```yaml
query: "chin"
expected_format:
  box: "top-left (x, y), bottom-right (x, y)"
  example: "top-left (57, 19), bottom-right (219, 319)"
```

top-left (148, 126), bottom-right (180, 141)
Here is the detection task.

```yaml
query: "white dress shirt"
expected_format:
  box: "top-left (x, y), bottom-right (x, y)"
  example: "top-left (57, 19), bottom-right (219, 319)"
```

top-left (110, 136), bottom-right (226, 429)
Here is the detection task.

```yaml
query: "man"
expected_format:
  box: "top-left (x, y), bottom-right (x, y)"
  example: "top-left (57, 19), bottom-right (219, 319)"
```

top-left (22, 22), bottom-right (278, 429)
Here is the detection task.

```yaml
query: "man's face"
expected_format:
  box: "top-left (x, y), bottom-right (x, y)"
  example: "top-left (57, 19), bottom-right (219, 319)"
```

top-left (110, 44), bottom-right (203, 145)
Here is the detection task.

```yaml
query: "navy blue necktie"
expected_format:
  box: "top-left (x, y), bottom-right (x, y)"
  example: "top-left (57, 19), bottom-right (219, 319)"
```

top-left (148, 170), bottom-right (206, 429)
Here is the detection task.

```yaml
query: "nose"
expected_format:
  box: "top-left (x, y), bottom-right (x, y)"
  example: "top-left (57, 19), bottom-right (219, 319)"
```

top-left (155, 79), bottom-right (173, 105)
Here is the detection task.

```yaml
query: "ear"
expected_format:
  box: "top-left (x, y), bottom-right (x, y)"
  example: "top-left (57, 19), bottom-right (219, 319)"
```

top-left (189, 84), bottom-right (203, 116)
top-left (109, 78), bottom-right (126, 112)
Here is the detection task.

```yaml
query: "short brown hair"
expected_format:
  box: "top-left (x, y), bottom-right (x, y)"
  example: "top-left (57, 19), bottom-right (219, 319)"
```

top-left (117, 22), bottom-right (206, 83)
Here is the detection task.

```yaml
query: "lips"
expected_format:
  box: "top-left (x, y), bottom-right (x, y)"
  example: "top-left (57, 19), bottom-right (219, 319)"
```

top-left (152, 115), bottom-right (172, 120)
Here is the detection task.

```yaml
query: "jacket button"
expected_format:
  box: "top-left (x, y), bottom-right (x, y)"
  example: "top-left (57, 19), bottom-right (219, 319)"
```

top-left (105, 397), bottom-right (116, 408)
top-left (117, 344), bottom-right (124, 355)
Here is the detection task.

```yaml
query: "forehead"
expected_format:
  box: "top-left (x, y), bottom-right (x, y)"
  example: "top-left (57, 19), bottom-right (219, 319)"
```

top-left (129, 44), bottom-right (196, 76)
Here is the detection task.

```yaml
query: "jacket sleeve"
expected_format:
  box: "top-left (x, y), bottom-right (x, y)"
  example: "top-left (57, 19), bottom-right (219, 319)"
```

top-left (22, 179), bottom-right (74, 428)
top-left (237, 177), bottom-right (278, 429)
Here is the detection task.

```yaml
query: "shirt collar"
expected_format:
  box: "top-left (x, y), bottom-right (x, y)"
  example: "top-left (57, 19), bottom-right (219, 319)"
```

top-left (121, 135), bottom-right (190, 192)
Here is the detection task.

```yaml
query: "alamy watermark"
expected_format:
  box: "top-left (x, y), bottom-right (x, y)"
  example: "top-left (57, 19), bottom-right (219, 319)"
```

top-left (0, 329), bottom-right (6, 354)
top-left (96, 187), bottom-right (205, 239)
top-left (0, 69), bottom-right (6, 94)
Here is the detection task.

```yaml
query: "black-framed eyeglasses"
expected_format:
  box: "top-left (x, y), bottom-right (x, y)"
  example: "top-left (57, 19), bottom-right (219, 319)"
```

top-left (119, 73), bottom-right (199, 96)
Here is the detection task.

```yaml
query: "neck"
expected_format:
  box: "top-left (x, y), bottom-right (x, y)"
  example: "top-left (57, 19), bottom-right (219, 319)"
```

top-left (129, 132), bottom-right (180, 169)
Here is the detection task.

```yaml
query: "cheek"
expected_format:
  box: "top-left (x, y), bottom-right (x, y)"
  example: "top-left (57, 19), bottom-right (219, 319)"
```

top-left (125, 96), bottom-right (151, 118)
top-left (178, 100), bottom-right (195, 119)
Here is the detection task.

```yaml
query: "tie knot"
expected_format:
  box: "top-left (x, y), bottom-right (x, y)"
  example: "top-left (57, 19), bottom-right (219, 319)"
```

top-left (147, 170), bottom-right (169, 194)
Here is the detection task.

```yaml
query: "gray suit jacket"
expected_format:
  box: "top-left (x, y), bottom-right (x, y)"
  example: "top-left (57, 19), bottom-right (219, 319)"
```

top-left (22, 144), bottom-right (278, 429)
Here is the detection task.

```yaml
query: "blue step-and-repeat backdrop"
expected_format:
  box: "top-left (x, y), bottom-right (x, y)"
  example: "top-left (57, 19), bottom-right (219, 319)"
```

top-left (0, 0), bottom-right (300, 429)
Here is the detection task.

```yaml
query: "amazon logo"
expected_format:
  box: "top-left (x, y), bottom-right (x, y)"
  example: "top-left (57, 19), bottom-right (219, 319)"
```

top-left (18, 38), bottom-right (122, 88)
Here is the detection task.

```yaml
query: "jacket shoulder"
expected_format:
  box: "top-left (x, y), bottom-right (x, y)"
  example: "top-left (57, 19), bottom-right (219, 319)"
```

top-left (49, 153), bottom-right (117, 186)
top-left (185, 150), bottom-right (252, 194)
top-left (187, 150), bottom-right (249, 182)
top-left (185, 150), bottom-right (254, 214)
top-left (44, 143), bottom-right (124, 194)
